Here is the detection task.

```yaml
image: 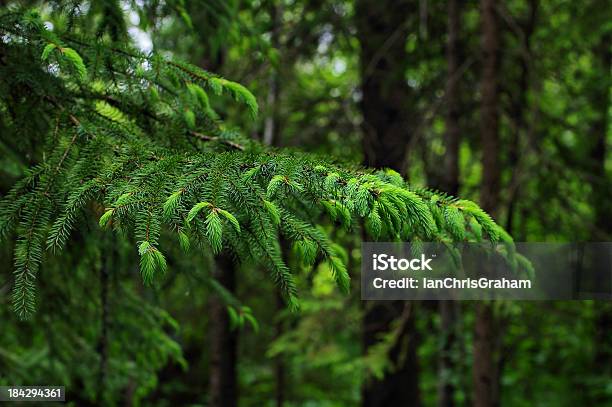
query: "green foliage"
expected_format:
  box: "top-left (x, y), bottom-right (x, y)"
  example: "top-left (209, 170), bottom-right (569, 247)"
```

top-left (95, 101), bottom-right (129, 124)
top-left (0, 7), bottom-right (511, 321)
top-left (40, 41), bottom-right (87, 79)
top-left (187, 201), bottom-right (213, 223)
top-left (365, 202), bottom-right (382, 239)
top-left (263, 199), bottom-right (281, 226)
top-left (443, 206), bottom-right (465, 241)
top-left (227, 305), bottom-right (259, 332)
top-left (40, 43), bottom-right (56, 60)
top-left (4, 1), bottom-right (609, 406)
top-left (98, 209), bottom-right (114, 229)
top-left (177, 229), bottom-right (190, 252)
top-left (205, 210), bottom-right (223, 253)
top-left (213, 78), bottom-right (259, 118)
top-left (218, 208), bottom-right (241, 233)
top-left (60, 47), bottom-right (87, 80)
top-left (456, 200), bottom-right (500, 243)
top-left (138, 241), bottom-right (167, 283)
top-left (293, 238), bottom-right (318, 266)
top-left (327, 255), bottom-right (350, 294)
top-left (266, 175), bottom-right (286, 199)
top-left (48, 180), bottom-right (101, 250)
top-left (163, 191), bottom-right (183, 220)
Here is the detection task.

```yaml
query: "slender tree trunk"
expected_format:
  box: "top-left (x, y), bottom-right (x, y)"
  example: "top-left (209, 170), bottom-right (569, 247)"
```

top-left (475, 0), bottom-right (501, 406)
top-left (263, 9), bottom-right (288, 401)
top-left (438, 300), bottom-right (458, 407)
top-left (473, 304), bottom-right (497, 407)
top-left (97, 245), bottom-right (111, 404)
top-left (356, 0), bottom-right (414, 170)
top-left (209, 255), bottom-right (238, 407)
top-left (198, 47), bottom-right (239, 407)
top-left (263, 0), bottom-right (282, 146)
top-left (274, 292), bottom-right (286, 407)
top-left (363, 302), bottom-right (420, 407)
top-left (479, 0), bottom-right (501, 214)
top-left (443, 0), bottom-right (462, 197)
top-left (356, 2), bottom-right (421, 406)
top-left (437, 3), bottom-right (463, 406)
top-left (506, 0), bottom-right (537, 235)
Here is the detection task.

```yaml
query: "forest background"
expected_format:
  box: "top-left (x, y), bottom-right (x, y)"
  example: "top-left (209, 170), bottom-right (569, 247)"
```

top-left (0, 0), bottom-right (611, 406)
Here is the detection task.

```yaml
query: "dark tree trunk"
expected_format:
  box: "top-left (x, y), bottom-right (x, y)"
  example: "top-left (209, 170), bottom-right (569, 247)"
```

top-left (356, 0), bottom-right (414, 170)
top-left (437, 300), bottom-right (457, 407)
top-left (473, 303), bottom-right (497, 407)
top-left (274, 292), bottom-right (286, 407)
top-left (363, 302), bottom-right (420, 407)
top-left (198, 46), bottom-right (239, 407)
top-left (265, 13), bottom-right (287, 400)
top-left (263, 0), bottom-right (282, 147)
top-left (209, 255), bottom-right (238, 407)
top-left (97, 246), bottom-right (111, 404)
top-left (443, 0), bottom-right (462, 197)
top-left (356, 1), bottom-right (420, 406)
top-left (506, 0), bottom-right (538, 236)
top-left (475, 0), bottom-right (501, 406)
top-left (437, 3), bottom-right (463, 406)
top-left (479, 0), bottom-right (501, 215)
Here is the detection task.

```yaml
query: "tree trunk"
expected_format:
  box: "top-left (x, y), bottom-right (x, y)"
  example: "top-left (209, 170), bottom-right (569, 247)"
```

top-left (356, 0), bottom-right (414, 171)
top-left (363, 302), bottom-right (420, 407)
top-left (197, 43), bottom-right (239, 407)
top-left (437, 3), bottom-right (463, 406)
top-left (443, 0), bottom-right (462, 197)
top-left (506, 0), bottom-right (537, 236)
top-left (274, 292), bottom-right (286, 407)
top-left (473, 304), bottom-right (497, 407)
top-left (437, 300), bottom-right (457, 407)
top-left (356, 2), bottom-right (420, 406)
top-left (209, 255), bottom-right (238, 407)
top-left (263, 0), bottom-right (282, 146)
top-left (264, 10), bottom-right (287, 402)
top-left (475, 0), bottom-right (501, 406)
top-left (479, 0), bottom-right (501, 214)
top-left (97, 244), bottom-right (111, 404)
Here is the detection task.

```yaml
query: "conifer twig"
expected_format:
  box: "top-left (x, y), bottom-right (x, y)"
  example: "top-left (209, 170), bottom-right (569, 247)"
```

top-left (188, 131), bottom-right (245, 151)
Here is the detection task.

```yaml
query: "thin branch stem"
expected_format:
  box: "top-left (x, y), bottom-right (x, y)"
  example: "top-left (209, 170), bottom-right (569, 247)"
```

top-left (188, 131), bottom-right (245, 151)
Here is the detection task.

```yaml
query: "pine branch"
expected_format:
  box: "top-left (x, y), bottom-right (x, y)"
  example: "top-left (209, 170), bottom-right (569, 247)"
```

top-left (188, 131), bottom-right (245, 151)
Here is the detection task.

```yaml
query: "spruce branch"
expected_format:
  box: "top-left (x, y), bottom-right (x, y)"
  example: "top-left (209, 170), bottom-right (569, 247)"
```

top-left (188, 131), bottom-right (245, 151)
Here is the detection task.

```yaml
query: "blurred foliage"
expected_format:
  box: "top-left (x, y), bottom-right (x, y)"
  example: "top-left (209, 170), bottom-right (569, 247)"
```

top-left (0, 0), bottom-right (611, 406)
